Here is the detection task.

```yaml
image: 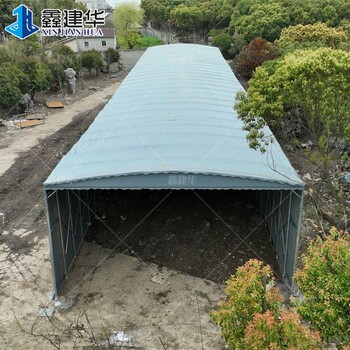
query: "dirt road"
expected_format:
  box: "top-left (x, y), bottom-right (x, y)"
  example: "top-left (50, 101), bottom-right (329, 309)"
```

top-left (0, 73), bottom-right (225, 349)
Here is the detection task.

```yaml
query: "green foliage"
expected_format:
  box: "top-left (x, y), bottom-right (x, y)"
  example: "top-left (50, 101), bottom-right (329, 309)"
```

top-left (227, 34), bottom-right (247, 58)
top-left (141, 0), bottom-right (168, 28)
top-left (235, 48), bottom-right (350, 160)
top-left (294, 227), bottom-right (350, 345)
top-left (276, 22), bottom-right (348, 53)
top-left (0, 0), bottom-right (21, 30)
top-left (0, 63), bottom-right (29, 108)
top-left (52, 45), bottom-right (79, 71)
top-left (103, 48), bottom-right (120, 72)
top-left (18, 57), bottom-right (53, 91)
top-left (139, 35), bottom-right (163, 47)
top-left (117, 32), bottom-right (142, 50)
top-left (0, 46), bottom-right (10, 65)
top-left (113, 2), bottom-right (144, 35)
top-left (211, 33), bottom-right (232, 55)
top-left (244, 309), bottom-right (322, 349)
top-left (169, 4), bottom-right (203, 34)
top-left (0, 83), bottom-right (22, 109)
top-left (230, 2), bottom-right (290, 42)
top-left (211, 260), bottom-right (283, 349)
top-left (80, 49), bottom-right (104, 75)
top-left (113, 2), bottom-right (143, 49)
top-left (236, 38), bottom-right (280, 78)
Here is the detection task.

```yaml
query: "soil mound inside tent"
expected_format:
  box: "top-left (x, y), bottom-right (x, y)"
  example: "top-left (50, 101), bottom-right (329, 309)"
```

top-left (85, 189), bottom-right (279, 283)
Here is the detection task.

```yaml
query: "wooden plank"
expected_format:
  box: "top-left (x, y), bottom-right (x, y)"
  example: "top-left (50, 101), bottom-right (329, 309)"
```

top-left (14, 119), bottom-right (45, 128)
top-left (46, 101), bottom-right (65, 108)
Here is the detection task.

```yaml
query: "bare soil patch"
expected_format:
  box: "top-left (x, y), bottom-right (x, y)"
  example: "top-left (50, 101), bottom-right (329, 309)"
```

top-left (86, 189), bottom-right (280, 284)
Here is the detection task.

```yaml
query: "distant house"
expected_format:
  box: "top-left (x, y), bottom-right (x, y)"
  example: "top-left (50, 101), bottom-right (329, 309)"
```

top-left (63, 28), bottom-right (116, 52)
top-left (76, 0), bottom-right (110, 11)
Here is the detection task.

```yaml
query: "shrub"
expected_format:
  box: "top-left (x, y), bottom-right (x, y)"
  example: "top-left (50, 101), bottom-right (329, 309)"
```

top-left (211, 259), bottom-right (322, 350)
top-left (235, 38), bottom-right (280, 79)
top-left (294, 227), bottom-right (350, 345)
top-left (211, 33), bottom-right (232, 56)
top-left (117, 31), bottom-right (142, 50)
top-left (0, 63), bottom-right (30, 108)
top-left (211, 259), bottom-right (282, 349)
top-left (103, 48), bottom-right (120, 73)
top-left (18, 58), bottom-right (53, 91)
top-left (52, 45), bottom-right (79, 71)
top-left (244, 310), bottom-right (322, 349)
top-left (139, 35), bottom-right (163, 47)
top-left (80, 50), bottom-right (104, 76)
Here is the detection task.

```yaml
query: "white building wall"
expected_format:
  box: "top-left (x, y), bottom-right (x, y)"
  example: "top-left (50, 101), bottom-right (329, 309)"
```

top-left (76, 0), bottom-right (109, 10)
top-left (76, 37), bottom-right (116, 51)
top-left (64, 39), bottom-right (79, 52)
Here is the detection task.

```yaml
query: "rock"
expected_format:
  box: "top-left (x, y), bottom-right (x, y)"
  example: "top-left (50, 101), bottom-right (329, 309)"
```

top-left (344, 173), bottom-right (350, 183)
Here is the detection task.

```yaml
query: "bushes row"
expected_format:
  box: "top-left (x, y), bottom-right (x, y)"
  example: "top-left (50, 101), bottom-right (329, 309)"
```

top-left (212, 228), bottom-right (350, 349)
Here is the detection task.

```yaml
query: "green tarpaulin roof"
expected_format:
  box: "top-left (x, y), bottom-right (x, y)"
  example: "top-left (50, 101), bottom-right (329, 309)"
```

top-left (44, 44), bottom-right (303, 190)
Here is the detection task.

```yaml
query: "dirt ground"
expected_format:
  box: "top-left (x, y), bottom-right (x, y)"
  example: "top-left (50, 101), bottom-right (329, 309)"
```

top-left (86, 190), bottom-right (279, 284)
top-left (0, 51), bottom-right (226, 349)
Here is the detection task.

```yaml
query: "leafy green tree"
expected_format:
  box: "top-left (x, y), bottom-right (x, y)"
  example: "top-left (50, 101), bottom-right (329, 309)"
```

top-left (18, 58), bottom-right (52, 95)
top-left (141, 0), bottom-right (168, 29)
top-left (211, 33), bottom-right (232, 55)
top-left (103, 48), bottom-right (120, 73)
top-left (52, 45), bottom-right (79, 71)
top-left (276, 22), bottom-right (348, 52)
top-left (235, 48), bottom-right (350, 181)
top-left (229, 2), bottom-right (290, 42)
top-left (216, 0), bottom-right (240, 27)
top-left (0, 46), bottom-right (10, 65)
top-left (294, 227), bottom-right (350, 345)
top-left (80, 49), bottom-right (104, 76)
top-left (170, 4), bottom-right (203, 36)
top-left (0, 0), bottom-right (21, 30)
top-left (113, 2), bottom-right (144, 49)
top-left (0, 63), bottom-right (30, 108)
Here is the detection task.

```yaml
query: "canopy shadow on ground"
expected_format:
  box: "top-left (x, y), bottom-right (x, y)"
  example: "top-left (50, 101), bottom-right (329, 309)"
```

top-left (85, 189), bottom-right (280, 283)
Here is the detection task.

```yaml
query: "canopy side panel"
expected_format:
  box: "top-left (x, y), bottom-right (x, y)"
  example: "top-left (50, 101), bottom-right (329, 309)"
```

top-left (45, 189), bottom-right (96, 294)
top-left (258, 190), bottom-right (303, 285)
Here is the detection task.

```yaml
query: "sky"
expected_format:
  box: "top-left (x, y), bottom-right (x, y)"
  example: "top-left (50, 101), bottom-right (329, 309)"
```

top-left (106, 0), bottom-right (141, 7)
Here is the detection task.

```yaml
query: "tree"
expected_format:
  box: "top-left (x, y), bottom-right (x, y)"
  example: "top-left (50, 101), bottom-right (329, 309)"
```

top-left (141, 0), bottom-right (168, 29)
top-left (211, 33), bottom-right (232, 55)
top-left (235, 38), bottom-right (280, 78)
top-left (18, 58), bottom-right (52, 97)
top-left (276, 22), bottom-right (348, 52)
top-left (0, 63), bottom-right (30, 108)
top-left (229, 2), bottom-right (290, 42)
top-left (103, 48), bottom-right (120, 73)
top-left (113, 2), bottom-right (144, 49)
top-left (294, 227), bottom-right (350, 345)
top-left (0, 0), bottom-right (21, 31)
top-left (235, 48), bottom-right (350, 204)
top-left (80, 50), bottom-right (104, 76)
top-left (0, 46), bottom-right (10, 65)
top-left (52, 45), bottom-right (79, 71)
top-left (169, 4), bottom-right (203, 37)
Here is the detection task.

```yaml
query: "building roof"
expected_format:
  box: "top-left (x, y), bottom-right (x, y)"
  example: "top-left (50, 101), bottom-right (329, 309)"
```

top-left (80, 28), bottom-right (115, 38)
top-left (44, 44), bottom-right (303, 190)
